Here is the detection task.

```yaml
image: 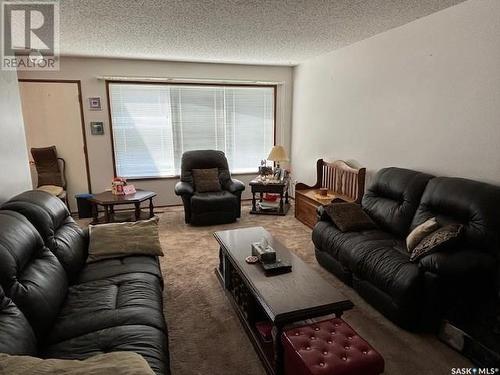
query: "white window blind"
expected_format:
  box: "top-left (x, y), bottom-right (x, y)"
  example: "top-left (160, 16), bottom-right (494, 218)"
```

top-left (109, 83), bottom-right (274, 178)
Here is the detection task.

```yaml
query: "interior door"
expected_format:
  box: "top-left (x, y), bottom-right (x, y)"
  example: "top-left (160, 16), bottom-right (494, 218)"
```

top-left (19, 81), bottom-right (90, 212)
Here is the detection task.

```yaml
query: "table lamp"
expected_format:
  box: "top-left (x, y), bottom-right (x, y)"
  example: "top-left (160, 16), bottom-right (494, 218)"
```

top-left (267, 145), bottom-right (289, 179)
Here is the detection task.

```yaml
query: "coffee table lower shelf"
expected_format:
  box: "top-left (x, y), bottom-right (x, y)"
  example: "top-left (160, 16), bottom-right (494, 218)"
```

top-left (215, 266), bottom-right (276, 375)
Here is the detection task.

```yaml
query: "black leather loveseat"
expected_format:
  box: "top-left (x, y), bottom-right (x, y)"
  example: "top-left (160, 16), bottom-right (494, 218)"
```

top-left (0, 191), bottom-right (170, 374)
top-left (313, 167), bottom-right (500, 330)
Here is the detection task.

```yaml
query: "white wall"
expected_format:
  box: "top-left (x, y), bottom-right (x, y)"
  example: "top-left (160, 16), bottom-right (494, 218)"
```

top-left (291, 0), bottom-right (500, 189)
top-left (19, 57), bottom-right (293, 205)
top-left (0, 70), bottom-right (32, 203)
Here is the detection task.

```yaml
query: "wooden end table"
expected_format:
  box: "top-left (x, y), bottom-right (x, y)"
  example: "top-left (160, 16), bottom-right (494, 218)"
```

top-left (249, 178), bottom-right (290, 216)
top-left (89, 189), bottom-right (156, 224)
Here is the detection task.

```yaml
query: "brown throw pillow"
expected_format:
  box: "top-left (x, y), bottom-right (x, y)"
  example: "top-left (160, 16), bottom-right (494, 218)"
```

top-left (192, 168), bottom-right (221, 193)
top-left (406, 217), bottom-right (440, 253)
top-left (324, 202), bottom-right (377, 232)
top-left (410, 224), bottom-right (463, 262)
top-left (88, 217), bottom-right (163, 263)
top-left (0, 352), bottom-right (155, 375)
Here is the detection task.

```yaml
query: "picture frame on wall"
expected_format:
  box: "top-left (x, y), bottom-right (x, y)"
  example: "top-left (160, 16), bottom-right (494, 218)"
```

top-left (90, 121), bottom-right (105, 135)
top-left (88, 97), bottom-right (102, 111)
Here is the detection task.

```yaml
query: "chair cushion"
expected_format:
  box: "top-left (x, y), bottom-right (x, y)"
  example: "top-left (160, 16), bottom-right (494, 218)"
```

top-left (43, 325), bottom-right (169, 375)
top-left (37, 185), bottom-right (64, 196)
top-left (47, 273), bottom-right (165, 345)
top-left (191, 190), bottom-right (238, 214)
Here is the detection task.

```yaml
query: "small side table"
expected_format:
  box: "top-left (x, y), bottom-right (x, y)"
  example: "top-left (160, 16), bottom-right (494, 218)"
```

top-left (249, 178), bottom-right (289, 216)
top-left (89, 189), bottom-right (156, 224)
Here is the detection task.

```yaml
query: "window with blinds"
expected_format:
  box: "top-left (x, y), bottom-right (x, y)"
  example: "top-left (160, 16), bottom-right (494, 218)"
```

top-left (108, 83), bottom-right (275, 178)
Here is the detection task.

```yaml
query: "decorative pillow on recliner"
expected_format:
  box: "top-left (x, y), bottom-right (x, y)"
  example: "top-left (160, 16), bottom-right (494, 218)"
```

top-left (0, 352), bottom-right (155, 375)
top-left (88, 217), bottom-right (163, 263)
top-left (323, 202), bottom-right (377, 232)
top-left (406, 217), bottom-right (440, 252)
top-left (409, 224), bottom-right (463, 262)
top-left (192, 168), bottom-right (222, 193)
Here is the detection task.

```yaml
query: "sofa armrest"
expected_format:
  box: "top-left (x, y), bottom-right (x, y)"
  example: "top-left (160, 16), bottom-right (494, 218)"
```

top-left (418, 249), bottom-right (495, 278)
top-left (316, 206), bottom-right (332, 223)
top-left (225, 179), bottom-right (245, 194)
top-left (174, 181), bottom-right (194, 196)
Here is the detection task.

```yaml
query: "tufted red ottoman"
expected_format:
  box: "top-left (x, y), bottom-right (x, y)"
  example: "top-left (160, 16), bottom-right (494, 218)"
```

top-left (281, 318), bottom-right (384, 375)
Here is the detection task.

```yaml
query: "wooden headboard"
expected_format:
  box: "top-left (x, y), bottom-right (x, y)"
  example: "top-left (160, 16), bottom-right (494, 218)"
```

top-left (296, 159), bottom-right (366, 203)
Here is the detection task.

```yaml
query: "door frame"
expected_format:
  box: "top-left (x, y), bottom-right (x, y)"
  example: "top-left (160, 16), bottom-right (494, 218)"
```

top-left (18, 79), bottom-right (92, 193)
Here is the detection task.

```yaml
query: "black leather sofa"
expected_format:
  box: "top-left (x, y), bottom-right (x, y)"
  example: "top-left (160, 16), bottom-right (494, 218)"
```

top-left (0, 191), bottom-right (170, 374)
top-left (175, 150), bottom-right (245, 225)
top-left (313, 167), bottom-right (500, 331)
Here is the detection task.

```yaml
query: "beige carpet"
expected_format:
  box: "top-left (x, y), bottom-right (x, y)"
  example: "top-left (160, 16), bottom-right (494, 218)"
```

top-left (158, 202), bottom-right (471, 375)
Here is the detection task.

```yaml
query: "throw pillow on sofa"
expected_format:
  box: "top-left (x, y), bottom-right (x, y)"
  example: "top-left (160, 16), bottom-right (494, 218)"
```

top-left (410, 223), bottom-right (463, 262)
top-left (192, 168), bottom-right (222, 193)
top-left (0, 352), bottom-right (155, 375)
top-left (406, 217), bottom-right (440, 252)
top-left (88, 216), bottom-right (163, 263)
top-left (324, 202), bottom-right (377, 232)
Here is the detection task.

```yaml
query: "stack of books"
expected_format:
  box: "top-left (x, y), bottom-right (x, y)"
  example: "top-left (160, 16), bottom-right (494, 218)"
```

top-left (258, 201), bottom-right (280, 211)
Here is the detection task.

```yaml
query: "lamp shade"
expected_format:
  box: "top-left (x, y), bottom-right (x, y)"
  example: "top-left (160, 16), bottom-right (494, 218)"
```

top-left (267, 145), bottom-right (289, 162)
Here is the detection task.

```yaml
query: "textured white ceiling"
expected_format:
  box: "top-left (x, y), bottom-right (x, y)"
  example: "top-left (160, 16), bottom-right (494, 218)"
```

top-left (59, 0), bottom-right (466, 65)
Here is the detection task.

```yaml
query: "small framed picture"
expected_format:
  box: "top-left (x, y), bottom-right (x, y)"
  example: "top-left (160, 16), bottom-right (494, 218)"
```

top-left (90, 121), bottom-right (104, 135)
top-left (88, 97), bottom-right (102, 111)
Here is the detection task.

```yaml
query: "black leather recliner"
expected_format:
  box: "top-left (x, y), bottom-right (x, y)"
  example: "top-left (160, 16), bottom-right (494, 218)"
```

top-left (313, 167), bottom-right (500, 331)
top-left (174, 150), bottom-right (245, 226)
top-left (0, 191), bottom-right (170, 374)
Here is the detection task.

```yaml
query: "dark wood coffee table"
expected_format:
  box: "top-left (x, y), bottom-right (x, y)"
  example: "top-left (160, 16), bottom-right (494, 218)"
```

top-left (89, 189), bottom-right (156, 224)
top-left (214, 227), bottom-right (353, 375)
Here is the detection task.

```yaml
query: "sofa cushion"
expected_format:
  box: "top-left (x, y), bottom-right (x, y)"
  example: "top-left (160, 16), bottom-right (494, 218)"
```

top-left (0, 285), bottom-right (37, 355)
top-left (0, 211), bottom-right (68, 339)
top-left (1, 190), bottom-right (87, 281)
top-left (343, 239), bottom-right (422, 303)
top-left (191, 190), bottom-right (238, 213)
top-left (43, 325), bottom-right (169, 375)
top-left (0, 352), bottom-right (155, 375)
top-left (47, 273), bottom-right (165, 345)
top-left (77, 256), bottom-right (163, 285)
top-left (362, 168), bottom-right (433, 238)
top-left (312, 220), bottom-right (394, 261)
top-left (411, 177), bottom-right (500, 253)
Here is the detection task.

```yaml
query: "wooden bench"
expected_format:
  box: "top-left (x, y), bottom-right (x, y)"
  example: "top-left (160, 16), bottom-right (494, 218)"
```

top-left (295, 160), bottom-right (366, 228)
